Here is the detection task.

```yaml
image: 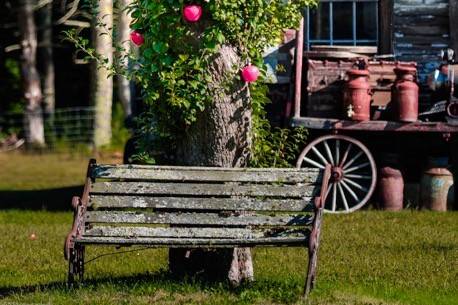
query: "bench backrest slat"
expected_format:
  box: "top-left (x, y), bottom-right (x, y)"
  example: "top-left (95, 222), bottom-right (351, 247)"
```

top-left (86, 211), bottom-right (313, 227)
top-left (78, 236), bottom-right (308, 247)
top-left (89, 195), bottom-right (314, 212)
top-left (92, 165), bottom-right (321, 184)
top-left (91, 182), bottom-right (317, 197)
top-left (84, 226), bottom-right (309, 239)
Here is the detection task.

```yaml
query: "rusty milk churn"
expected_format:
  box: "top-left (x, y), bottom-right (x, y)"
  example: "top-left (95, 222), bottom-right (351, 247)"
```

top-left (420, 157), bottom-right (455, 211)
top-left (392, 66), bottom-right (419, 122)
top-left (378, 153), bottom-right (404, 211)
top-left (344, 69), bottom-right (372, 121)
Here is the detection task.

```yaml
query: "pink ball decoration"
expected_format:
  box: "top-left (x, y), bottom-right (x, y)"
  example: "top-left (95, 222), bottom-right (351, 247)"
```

top-left (241, 65), bottom-right (260, 83)
top-left (130, 31), bottom-right (145, 46)
top-left (183, 4), bottom-right (203, 23)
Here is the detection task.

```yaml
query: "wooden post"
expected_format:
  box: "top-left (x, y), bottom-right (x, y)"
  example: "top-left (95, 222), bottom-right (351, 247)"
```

top-left (450, 0), bottom-right (458, 54)
top-left (294, 17), bottom-right (304, 118)
top-left (379, 0), bottom-right (394, 55)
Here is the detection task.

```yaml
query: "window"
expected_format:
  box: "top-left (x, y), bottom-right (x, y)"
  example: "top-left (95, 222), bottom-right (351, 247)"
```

top-left (305, 0), bottom-right (379, 49)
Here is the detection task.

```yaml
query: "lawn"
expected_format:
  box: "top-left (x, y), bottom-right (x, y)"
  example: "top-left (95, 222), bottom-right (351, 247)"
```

top-left (0, 152), bottom-right (457, 305)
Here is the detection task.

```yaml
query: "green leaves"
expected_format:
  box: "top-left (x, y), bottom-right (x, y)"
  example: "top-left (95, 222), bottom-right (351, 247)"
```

top-left (77, 0), bottom-right (316, 164)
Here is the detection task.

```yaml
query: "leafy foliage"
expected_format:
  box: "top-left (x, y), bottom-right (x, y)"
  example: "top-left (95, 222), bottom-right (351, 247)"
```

top-left (68, 0), bottom-right (316, 166)
top-left (250, 83), bottom-right (308, 167)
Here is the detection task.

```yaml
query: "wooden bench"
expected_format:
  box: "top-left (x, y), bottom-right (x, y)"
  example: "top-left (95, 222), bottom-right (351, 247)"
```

top-left (64, 159), bottom-right (331, 295)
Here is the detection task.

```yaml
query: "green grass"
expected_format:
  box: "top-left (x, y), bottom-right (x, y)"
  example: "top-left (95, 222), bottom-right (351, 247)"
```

top-left (0, 152), bottom-right (457, 304)
top-left (0, 211), bottom-right (457, 305)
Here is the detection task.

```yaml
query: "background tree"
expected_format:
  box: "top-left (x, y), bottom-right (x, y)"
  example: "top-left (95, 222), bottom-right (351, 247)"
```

top-left (92, 0), bottom-right (114, 147)
top-left (39, 1), bottom-right (55, 116)
top-left (116, 0), bottom-right (133, 118)
top-left (18, 0), bottom-right (45, 146)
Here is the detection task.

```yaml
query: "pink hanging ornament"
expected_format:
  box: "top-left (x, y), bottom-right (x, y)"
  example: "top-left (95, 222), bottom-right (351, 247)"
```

top-left (241, 65), bottom-right (260, 83)
top-left (183, 4), bottom-right (203, 23)
top-left (130, 31), bottom-right (145, 46)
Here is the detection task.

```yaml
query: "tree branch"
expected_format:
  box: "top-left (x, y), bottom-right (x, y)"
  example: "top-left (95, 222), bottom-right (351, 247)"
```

top-left (55, 0), bottom-right (80, 25)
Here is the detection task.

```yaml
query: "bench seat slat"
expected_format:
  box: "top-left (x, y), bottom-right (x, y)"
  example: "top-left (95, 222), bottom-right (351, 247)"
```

top-left (89, 195), bottom-right (314, 212)
top-left (86, 211), bottom-right (313, 226)
top-left (91, 182), bottom-right (317, 197)
top-left (84, 226), bottom-right (310, 239)
top-left (92, 165), bottom-right (321, 183)
top-left (76, 236), bottom-right (308, 247)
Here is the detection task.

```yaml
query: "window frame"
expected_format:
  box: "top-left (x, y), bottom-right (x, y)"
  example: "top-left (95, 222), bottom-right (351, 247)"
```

top-left (304, 0), bottom-right (380, 50)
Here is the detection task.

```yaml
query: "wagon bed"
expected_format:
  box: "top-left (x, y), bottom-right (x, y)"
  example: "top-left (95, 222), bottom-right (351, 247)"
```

top-left (291, 117), bottom-right (458, 133)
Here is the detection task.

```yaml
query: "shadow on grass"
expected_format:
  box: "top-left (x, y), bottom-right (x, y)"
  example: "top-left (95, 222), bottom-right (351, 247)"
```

top-left (0, 186), bottom-right (83, 211)
top-left (0, 270), bottom-right (301, 302)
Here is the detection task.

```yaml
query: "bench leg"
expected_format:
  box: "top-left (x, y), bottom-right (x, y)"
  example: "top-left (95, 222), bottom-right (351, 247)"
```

top-left (68, 244), bottom-right (85, 286)
top-left (304, 207), bottom-right (323, 296)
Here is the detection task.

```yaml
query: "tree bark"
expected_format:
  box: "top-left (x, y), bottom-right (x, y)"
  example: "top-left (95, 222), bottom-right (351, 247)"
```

top-left (92, 0), bottom-right (113, 147)
top-left (171, 45), bottom-right (254, 286)
top-left (116, 0), bottom-right (133, 118)
top-left (18, 0), bottom-right (45, 147)
top-left (39, 1), bottom-right (55, 115)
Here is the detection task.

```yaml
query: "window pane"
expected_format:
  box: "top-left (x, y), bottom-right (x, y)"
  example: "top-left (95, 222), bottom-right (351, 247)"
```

top-left (333, 2), bottom-right (353, 41)
top-left (309, 2), bottom-right (330, 41)
top-left (356, 2), bottom-right (377, 40)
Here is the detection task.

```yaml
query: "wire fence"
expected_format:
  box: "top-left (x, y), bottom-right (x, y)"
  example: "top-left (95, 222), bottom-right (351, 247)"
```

top-left (0, 107), bottom-right (96, 151)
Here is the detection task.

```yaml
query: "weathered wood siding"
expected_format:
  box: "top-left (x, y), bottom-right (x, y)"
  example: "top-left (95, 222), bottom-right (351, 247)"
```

top-left (393, 0), bottom-right (450, 83)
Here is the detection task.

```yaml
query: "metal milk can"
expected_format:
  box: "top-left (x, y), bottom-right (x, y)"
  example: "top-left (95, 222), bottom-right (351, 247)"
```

top-left (392, 66), bottom-right (419, 122)
top-left (378, 153), bottom-right (404, 211)
top-left (420, 157), bottom-right (455, 211)
top-left (344, 69), bottom-right (372, 121)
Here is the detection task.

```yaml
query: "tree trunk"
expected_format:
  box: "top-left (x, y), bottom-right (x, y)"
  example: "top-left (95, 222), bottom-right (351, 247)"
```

top-left (18, 0), bottom-right (45, 147)
top-left (39, 1), bottom-right (55, 115)
top-left (39, 1), bottom-right (56, 144)
top-left (171, 45), bottom-right (254, 286)
top-left (92, 0), bottom-right (113, 147)
top-left (116, 0), bottom-right (133, 118)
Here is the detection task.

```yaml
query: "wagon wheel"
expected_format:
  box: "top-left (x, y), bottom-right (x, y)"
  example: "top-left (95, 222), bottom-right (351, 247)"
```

top-left (296, 135), bottom-right (377, 213)
top-left (68, 244), bottom-right (85, 285)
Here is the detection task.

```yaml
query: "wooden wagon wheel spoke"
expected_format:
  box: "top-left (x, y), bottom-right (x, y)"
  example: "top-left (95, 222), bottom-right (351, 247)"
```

top-left (340, 179), bottom-right (360, 202)
top-left (335, 140), bottom-right (340, 166)
top-left (344, 162), bottom-right (371, 174)
top-left (339, 143), bottom-right (353, 167)
top-left (324, 182), bottom-right (333, 202)
top-left (303, 156), bottom-right (326, 169)
top-left (296, 135), bottom-right (376, 213)
top-left (337, 183), bottom-right (350, 211)
top-left (323, 141), bottom-right (335, 165)
top-left (331, 183), bottom-right (337, 212)
top-left (342, 151), bottom-right (364, 170)
top-left (311, 146), bottom-right (330, 166)
top-left (345, 174), bottom-right (371, 180)
top-left (343, 178), bottom-right (369, 192)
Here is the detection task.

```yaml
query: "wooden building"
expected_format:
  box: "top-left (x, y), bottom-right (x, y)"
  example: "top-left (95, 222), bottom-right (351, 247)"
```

top-left (303, 0), bottom-right (457, 83)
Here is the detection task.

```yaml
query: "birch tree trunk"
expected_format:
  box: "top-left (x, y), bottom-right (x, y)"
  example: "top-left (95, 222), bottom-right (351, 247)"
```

top-left (92, 0), bottom-right (113, 147)
top-left (170, 45), bottom-right (254, 286)
top-left (116, 0), bottom-right (132, 117)
top-left (39, 1), bottom-right (55, 115)
top-left (19, 0), bottom-right (45, 147)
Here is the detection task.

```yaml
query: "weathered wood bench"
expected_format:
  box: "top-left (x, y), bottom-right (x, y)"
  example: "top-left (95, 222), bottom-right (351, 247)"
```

top-left (64, 159), bottom-right (331, 295)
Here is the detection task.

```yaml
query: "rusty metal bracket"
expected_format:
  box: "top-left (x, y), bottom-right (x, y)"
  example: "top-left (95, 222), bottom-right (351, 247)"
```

top-left (64, 197), bottom-right (86, 261)
top-left (304, 164), bottom-right (331, 296)
top-left (315, 164), bottom-right (332, 209)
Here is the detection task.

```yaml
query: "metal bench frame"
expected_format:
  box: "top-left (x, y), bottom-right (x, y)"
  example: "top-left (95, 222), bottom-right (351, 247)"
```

top-left (64, 159), bottom-right (331, 296)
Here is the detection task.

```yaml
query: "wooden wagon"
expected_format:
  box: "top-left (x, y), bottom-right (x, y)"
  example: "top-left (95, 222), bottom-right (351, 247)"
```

top-left (288, 22), bottom-right (458, 214)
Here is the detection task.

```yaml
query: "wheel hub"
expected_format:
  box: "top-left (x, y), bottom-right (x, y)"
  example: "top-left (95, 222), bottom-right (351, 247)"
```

top-left (331, 166), bottom-right (344, 182)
